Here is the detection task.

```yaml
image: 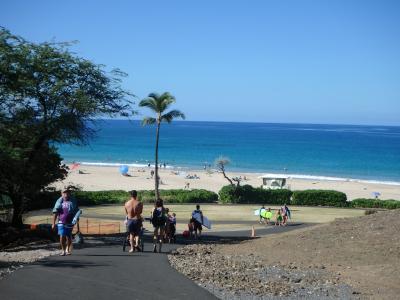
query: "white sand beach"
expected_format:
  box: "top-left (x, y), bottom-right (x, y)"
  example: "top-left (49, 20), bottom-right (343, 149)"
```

top-left (52, 165), bottom-right (400, 200)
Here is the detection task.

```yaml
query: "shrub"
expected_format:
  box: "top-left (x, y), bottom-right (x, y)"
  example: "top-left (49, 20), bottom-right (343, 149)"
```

top-left (291, 190), bottom-right (347, 207)
top-left (218, 185), bottom-right (292, 204)
top-left (75, 190), bottom-right (129, 205)
top-left (137, 189), bottom-right (218, 204)
top-left (28, 189), bottom-right (218, 210)
top-left (350, 198), bottom-right (400, 209)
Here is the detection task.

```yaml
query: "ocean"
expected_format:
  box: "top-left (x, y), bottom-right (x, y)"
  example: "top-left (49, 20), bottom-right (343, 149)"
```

top-left (57, 120), bottom-right (400, 184)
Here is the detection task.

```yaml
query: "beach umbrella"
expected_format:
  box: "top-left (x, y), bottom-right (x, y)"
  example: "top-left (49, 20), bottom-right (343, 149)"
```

top-left (372, 192), bottom-right (381, 199)
top-left (119, 165), bottom-right (129, 175)
top-left (70, 163), bottom-right (80, 171)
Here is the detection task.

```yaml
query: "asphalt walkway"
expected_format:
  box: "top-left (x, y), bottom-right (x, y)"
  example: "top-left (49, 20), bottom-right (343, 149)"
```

top-left (0, 223), bottom-right (308, 300)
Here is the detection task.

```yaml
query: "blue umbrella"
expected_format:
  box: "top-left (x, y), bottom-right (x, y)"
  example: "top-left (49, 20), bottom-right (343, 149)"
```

top-left (119, 165), bottom-right (129, 175)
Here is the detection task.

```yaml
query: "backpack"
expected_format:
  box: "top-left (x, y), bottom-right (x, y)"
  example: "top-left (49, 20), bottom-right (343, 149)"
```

top-left (152, 208), bottom-right (166, 226)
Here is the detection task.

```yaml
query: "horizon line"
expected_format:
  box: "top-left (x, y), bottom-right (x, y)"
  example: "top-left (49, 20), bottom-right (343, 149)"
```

top-left (99, 118), bottom-right (400, 127)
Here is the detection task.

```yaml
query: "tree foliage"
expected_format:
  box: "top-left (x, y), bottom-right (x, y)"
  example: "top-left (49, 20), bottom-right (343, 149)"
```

top-left (0, 28), bottom-right (134, 225)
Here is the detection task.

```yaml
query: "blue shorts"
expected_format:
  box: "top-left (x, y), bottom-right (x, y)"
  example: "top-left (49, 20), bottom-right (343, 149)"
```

top-left (57, 223), bottom-right (73, 237)
top-left (127, 219), bottom-right (142, 235)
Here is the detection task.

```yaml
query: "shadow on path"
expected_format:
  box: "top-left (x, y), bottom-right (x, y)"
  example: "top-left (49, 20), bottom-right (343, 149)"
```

top-left (34, 259), bottom-right (108, 269)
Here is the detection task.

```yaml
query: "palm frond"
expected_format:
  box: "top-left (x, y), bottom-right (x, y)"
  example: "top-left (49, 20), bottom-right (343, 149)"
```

top-left (158, 92), bottom-right (175, 112)
top-left (141, 117), bottom-right (156, 126)
top-left (139, 98), bottom-right (158, 111)
top-left (161, 109), bottom-right (185, 123)
top-left (148, 92), bottom-right (160, 100)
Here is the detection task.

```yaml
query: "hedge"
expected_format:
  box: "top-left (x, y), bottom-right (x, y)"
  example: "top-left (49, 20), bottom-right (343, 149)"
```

top-left (349, 198), bottom-right (400, 209)
top-left (291, 190), bottom-right (347, 207)
top-left (218, 184), bottom-right (292, 204)
top-left (137, 189), bottom-right (218, 204)
top-left (28, 189), bottom-right (218, 210)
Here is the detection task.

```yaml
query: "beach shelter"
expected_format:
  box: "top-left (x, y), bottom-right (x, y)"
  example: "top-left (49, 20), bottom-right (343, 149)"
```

top-left (258, 174), bottom-right (289, 189)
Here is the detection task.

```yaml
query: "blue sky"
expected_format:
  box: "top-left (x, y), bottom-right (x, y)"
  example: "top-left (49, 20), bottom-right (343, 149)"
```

top-left (1, 0), bottom-right (400, 125)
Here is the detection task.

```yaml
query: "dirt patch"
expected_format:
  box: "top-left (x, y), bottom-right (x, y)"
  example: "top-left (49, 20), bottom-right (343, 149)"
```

top-left (0, 223), bottom-right (57, 250)
top-left (169, 209), bottom-right (400, 299)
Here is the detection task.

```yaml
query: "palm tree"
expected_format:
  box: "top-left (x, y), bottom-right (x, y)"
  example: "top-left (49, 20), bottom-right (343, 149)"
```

top-left (139, 92), bottom-right (185, 200)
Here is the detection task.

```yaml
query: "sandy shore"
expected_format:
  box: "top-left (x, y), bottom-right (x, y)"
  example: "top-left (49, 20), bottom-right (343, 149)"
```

top-left (52, 165), bottom-right (400, 200)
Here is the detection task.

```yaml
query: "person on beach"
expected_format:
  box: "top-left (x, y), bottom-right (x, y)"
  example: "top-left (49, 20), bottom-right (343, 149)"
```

top-left (282, 204), bottom-right (291, 225)
top-left (164, 209), bottom-right (176, 243)
top-left (169, 213), bottom-right (177, 243)
top-left (275, 209), bottom-right (283, 226)
top-left (187, 222), bottom-right (194, 238)
top-left (259, 205), bottom-right (265, 224)
top-left (190, 204), bottom-right (203, 239)
top-left (164, 207), bottom-right (171, 242)
top-left (52, 189), bottom-right (79, 256)
top-left (124, 190), bottom-right (143, 253)
top-left (151, 199), bottom-right (167, 253)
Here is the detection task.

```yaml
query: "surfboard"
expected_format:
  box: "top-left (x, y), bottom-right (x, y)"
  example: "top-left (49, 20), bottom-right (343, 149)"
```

top-left (254, 208), bottom-right (266, 216)
top-left (72, 209), bottom-right (82, 225)
top-left (193, 212), bottom-right (211, 229)
top-left (260, 210), bottom-right (272, 219)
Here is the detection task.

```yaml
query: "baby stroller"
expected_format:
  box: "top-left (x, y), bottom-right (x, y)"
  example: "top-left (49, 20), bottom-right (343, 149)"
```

top-left (122, 219), bottom-right (145, 252)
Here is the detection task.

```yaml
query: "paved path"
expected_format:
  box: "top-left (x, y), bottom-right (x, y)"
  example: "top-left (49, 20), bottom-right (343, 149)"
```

top-left (0, 223), bottom-right (309, 300)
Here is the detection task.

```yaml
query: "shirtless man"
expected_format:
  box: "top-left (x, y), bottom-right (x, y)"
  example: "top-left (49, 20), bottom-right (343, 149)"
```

top-left (124, 190), bottom-right (143, 253)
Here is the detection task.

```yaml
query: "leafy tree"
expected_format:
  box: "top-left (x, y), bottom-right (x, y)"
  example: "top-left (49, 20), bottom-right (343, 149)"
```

top-left (139, 92), bottom-right (185, 200)
top-left (0, 28), bottom-right (134, 226)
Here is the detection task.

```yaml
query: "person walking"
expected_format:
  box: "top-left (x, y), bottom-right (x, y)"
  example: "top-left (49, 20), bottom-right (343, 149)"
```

top-left (52, 189), bottom-right (79, 256)
top-left (124, 190), bottom-right (143, 253)
top-left (190, 204), bottom-right (203, 239)
top-left (259, 205), bottom-right (266, 224)
top-left (151, 199), bottom-right (167, 253)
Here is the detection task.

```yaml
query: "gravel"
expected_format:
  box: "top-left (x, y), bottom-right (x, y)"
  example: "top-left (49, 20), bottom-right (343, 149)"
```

top-left (168, 244), bottom-right (356, 300)
top-left (0, 244), bottom-right (59, 279)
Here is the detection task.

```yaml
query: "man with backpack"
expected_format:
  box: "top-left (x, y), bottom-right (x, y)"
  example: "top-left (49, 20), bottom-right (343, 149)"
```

top-left (151, 199), bottom-right (167, 253)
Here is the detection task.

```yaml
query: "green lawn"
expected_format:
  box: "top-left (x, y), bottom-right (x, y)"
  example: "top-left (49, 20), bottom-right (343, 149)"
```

top-left (24, 204), bottom-right (366, 232)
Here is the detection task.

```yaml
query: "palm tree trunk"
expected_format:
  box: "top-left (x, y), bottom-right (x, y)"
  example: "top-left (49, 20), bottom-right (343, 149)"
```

top-left (154, 120), bottom-right (160, 201)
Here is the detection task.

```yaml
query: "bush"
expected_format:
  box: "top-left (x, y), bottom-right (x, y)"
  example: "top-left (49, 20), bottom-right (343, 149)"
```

top-left (137, 189), bottom-right (218, 204)
top-left (28, 189), bottom-right (218, 210)
top-left (291, 190), bottom-right (347, 207)
top-left (218, 185), bottom-right (292, 204)
top-left (350, 198), bottom-right (400, 209)
top-left (75, 190), bottom-right (129, 205)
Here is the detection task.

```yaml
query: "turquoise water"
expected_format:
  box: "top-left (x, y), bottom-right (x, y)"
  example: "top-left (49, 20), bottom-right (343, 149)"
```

top-left (57, 120), bottom-right (400, 183)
